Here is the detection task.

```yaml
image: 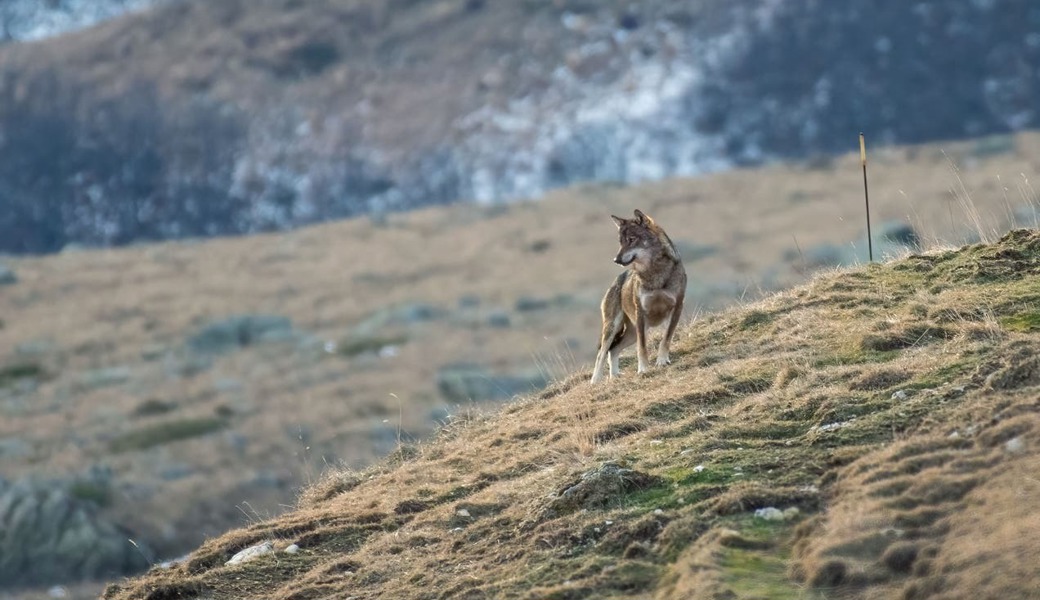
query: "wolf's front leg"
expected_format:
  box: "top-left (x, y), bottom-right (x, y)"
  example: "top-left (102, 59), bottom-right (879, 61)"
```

top-left (656, 293), bottom-right (684, 367)
top-left (635, 313), bottom-right (650, 373)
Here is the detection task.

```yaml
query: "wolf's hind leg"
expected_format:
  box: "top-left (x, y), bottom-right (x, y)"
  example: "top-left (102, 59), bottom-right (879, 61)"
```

top-left (608, 319), bottom-right (636, 377)
top-left (591, 313), bottom-right (623, 383)
top-left (656, 293), bottom-right (685, 367)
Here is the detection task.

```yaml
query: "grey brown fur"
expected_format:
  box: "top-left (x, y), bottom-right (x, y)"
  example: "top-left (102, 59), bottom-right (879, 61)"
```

top-left (591, 209), bottom-right (686, 383)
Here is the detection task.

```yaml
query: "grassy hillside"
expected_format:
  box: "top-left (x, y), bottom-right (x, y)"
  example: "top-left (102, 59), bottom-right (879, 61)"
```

top-left (2, 132), bottom-right (1038, 598)
top-left (101, 228), bottom-right (1040, 599)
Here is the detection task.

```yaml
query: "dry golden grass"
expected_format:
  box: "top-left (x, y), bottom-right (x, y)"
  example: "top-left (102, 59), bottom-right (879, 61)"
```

top-left (1, 131), bottom-right (1038, 576)
top-left (100, 228), bottom-right (1040, 599)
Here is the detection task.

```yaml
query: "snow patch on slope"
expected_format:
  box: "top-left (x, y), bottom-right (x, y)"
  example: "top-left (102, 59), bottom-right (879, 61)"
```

top-left (0, 0), bottom-right (170, 41)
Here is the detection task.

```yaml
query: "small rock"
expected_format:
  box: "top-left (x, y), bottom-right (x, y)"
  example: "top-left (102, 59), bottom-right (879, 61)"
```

top-left (188, 315), bottom-right (296, 355)
top-left (653, 509), bottom-right (664, 515)
top-left (782, 507), bottom-right (801, 520)
top-left (284, 544), bottom-right (300, 554)
top-left (891, 390), bottom-right (909, 401)
top-left (1005, 437), bottom-right (1026, 454)
top-left (487, 311), bottom-right (511, 328)
top-left (754, 507), bottom-right (785, 521)
top-left (15, 339), bottom-right (55, 357)
top-left (77, 367), bottom-right (132, 390)
top-left (693, 465), bottom-right (705, 473)
top-left (514, 296), bottom-right (551, 312)
top-left (817, 421), bottom-right (847, 432)
top-left (0, 263), bottom-right (16, 286)
top-left (456, 509), bottom-right (471, 518)
top-left (649, 440), bottom-right (664, 446)
top-left (226, 541), bottom-right (275, 566)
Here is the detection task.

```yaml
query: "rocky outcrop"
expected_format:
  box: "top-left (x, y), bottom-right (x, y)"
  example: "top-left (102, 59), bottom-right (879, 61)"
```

top-left (0, 1), bottom-right (1036, 253)
top-left (186, 314), bottom-right (296, 355)
top-left (0, 478), bottom-right (151, 587)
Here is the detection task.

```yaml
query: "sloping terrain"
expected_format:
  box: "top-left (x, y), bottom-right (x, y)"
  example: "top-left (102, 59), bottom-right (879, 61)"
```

top-left (1, 132), bottom-right (1038, 597)
top-left (0, 0), bottom-right (171, 42)
top-left (2, 0), bottom-right (1038, 252)
top-left (102, 230), bottom-right (1040, 599)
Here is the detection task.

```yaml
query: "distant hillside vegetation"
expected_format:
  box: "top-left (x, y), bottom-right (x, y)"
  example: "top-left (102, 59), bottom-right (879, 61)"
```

top-left (104, 230), bottom-right (1040, 599)
top-left (0, 0), bottom-right (1038, 253)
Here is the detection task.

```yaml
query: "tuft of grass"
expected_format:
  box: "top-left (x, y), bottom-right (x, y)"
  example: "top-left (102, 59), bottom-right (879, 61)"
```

top-left (1000, 311), bottom-right (1040, 332)
top-left (0, 362), bottom-right (45, 387)
top-left (132, 398), bottom-right (179, 418)
top-left (108, 417), bottom-right (227, 453)
top-left (69, 480), bottom-right (112, 507)
top-left (337, 334), bottom-right (409, 358)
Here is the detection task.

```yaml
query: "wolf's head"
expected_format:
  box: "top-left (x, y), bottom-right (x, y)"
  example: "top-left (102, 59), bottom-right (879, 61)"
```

top-left (610, 209), bottom-right (669, 268)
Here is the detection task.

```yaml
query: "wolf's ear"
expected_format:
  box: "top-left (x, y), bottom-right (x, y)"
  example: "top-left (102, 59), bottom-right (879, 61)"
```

top-left (610, 215), bottom-right (625, 228)
top-left (633, 209), bottom-right (651, 225)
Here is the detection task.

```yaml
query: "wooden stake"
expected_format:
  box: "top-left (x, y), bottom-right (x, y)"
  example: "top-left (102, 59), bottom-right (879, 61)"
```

top-left (860, 132), bottom-right (873, 263)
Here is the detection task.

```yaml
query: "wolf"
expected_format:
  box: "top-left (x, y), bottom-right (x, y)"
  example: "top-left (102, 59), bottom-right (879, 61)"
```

top-left (590, 209), bottom-right (686, 383)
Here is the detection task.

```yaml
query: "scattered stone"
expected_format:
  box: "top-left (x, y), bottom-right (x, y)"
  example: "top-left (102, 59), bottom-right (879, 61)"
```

top-left (456, 509), bottom-right (471, 518)
top-left (1005, 436), bottom-right (1026, 454)
top-left (783, 507), bottom-right (801, 520)
top-left (653, 509), bottom-right (664, 515)
top-left (77, 367), bottom-right (132, 390)
top-left (891, 390), bottom-right (909, 401)
top-left (0, 263), bottom-right (16, 285)
top-left (226, 541), bottom-right (275, 566)
top-left (693, 465), bottom-right (705, 473)
top-left (816, 421), bottom-right (849, 433)
top-left (487, 311), bottom-right (512, 328)
top-left (284, 544), bottom-right (300, 555)
top-left (515, 296), bottom-right (551, 312)
top-left (395, 303), bottom-right (447, 323)
top-left (187, 315), bottom-right (296, 355)
top-left (754, 507), bottom-right (785, 521)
